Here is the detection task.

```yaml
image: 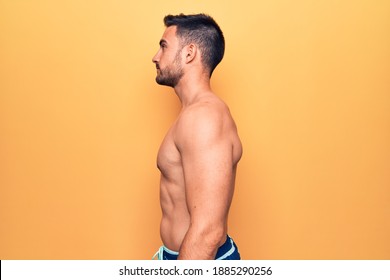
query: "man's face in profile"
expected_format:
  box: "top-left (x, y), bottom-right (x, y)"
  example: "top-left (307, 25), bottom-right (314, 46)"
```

top-left (152, 26), bottom-right (184, 88)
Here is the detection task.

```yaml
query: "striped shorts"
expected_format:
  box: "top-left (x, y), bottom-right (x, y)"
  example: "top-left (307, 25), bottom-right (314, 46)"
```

top-left (153, 235), bottom-right (240, 260)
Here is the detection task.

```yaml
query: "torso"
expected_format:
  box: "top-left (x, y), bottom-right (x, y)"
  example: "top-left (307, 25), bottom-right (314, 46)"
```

top-left (157, 94), bottom-right (242, 251)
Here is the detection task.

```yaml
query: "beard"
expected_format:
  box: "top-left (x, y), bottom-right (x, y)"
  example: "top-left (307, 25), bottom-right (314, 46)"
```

top-left (155, 51), bottom-right (184, 88)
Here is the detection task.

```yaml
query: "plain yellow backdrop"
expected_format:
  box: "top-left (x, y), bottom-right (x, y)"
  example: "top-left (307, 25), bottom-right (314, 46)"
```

top-left (1, 0), bottom-right (389, 259)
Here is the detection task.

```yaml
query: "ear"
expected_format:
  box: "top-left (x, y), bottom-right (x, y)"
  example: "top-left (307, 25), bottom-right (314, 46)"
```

top-left (184, 44), bottom-right (197, 64)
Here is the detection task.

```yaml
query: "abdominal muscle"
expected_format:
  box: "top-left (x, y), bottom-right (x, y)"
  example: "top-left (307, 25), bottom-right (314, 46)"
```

top-left (160, 211), bottom-right (190, 252)
top-left (159, 177), bottom-right (191, 252)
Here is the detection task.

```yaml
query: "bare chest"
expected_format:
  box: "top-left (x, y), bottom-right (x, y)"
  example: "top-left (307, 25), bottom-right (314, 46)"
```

top-left (157, 126), bottom-right (182, 179)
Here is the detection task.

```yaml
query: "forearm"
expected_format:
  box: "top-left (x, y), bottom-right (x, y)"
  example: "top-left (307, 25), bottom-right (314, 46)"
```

top-left (178, 226), bottom-right (225, 260)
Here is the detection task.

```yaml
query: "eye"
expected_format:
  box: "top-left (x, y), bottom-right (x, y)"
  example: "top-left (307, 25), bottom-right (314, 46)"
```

top-left (159, 39), bottom-right (168, 51)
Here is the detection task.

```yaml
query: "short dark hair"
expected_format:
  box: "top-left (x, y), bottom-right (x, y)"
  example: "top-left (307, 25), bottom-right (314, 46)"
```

top-left (164, 13), bottom-right (225, 77)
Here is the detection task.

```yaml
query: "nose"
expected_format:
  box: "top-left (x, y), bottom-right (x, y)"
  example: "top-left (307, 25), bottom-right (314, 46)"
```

top-left (152, 50), bottom-right (160, 64)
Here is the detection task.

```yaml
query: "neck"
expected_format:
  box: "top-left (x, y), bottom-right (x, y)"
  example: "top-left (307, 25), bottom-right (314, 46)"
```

top-left (173, 72), bottom-right (212, 107)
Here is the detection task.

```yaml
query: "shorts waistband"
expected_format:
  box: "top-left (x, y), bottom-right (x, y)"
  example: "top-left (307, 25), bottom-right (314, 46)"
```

top-left (152, 235), bottom-right (240, 260)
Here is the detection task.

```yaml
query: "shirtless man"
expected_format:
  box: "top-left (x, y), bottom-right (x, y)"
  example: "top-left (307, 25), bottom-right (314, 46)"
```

top-left (152, 14), bottom-right (242, 260)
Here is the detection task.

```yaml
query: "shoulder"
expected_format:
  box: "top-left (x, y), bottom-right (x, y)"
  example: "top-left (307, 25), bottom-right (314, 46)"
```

top-left (180, 98), bottom-right (228, 131)
top-left (174, 97), bottom-right (235, 147)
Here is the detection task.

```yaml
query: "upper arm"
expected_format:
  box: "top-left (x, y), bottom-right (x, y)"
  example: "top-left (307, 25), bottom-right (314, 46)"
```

top-left (175, 106), bottom-right (235, 229)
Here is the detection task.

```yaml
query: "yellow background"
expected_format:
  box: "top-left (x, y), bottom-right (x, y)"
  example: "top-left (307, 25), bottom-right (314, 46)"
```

top-left (1, 0), bottom-right (389, 259)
